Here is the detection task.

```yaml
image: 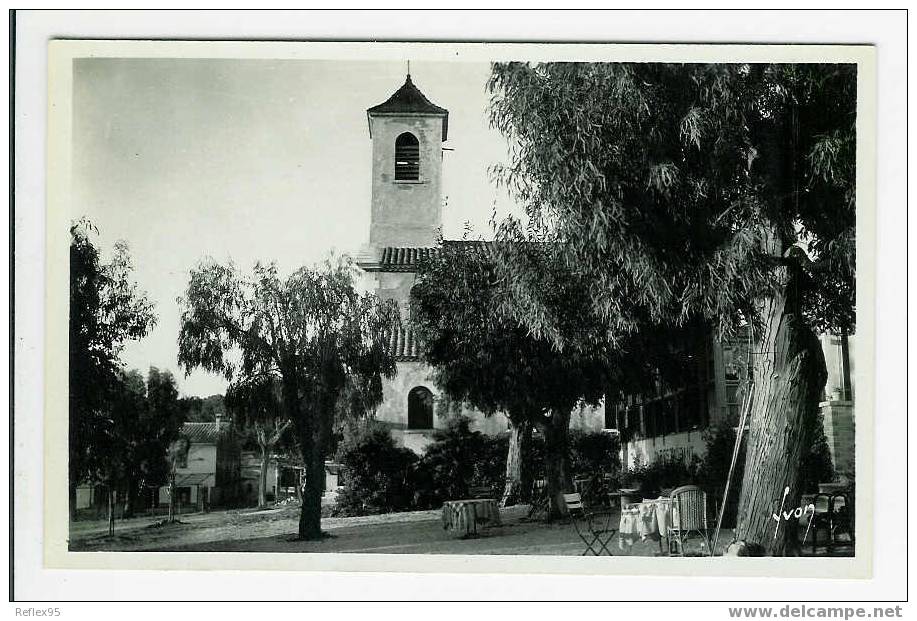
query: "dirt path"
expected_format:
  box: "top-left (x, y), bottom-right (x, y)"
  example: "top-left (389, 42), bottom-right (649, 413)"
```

top-left (69, 504), bottom-right (446, 552)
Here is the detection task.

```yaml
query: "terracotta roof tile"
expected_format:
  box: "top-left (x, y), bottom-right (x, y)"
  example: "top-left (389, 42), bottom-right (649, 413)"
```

top-left (181, 422), bottom-right (229, 444)
top-left (375, 241), bottom-right (495, 272)
top-left (388, 326), bottom-right (423, 361)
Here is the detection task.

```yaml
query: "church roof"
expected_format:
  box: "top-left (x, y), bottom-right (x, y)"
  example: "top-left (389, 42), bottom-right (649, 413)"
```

top-left (376, 246), bottom-right (439, 271)
top-left (367, 75), bottom-right (449, 140)
top-left (388, 326), bottom-right (423, 361)
top-left (370, 241), bottom-right (493, 272)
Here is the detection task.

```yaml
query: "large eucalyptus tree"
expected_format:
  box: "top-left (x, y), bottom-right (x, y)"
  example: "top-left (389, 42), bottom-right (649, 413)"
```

top-left (487, 62), bottom-right (855, 554)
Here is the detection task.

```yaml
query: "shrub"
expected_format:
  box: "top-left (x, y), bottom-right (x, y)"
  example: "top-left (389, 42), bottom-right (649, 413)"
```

top-left (333, 423), bottom-right (418, 516)
top-left (800, 412), bottom-right (835, 493)
top-left (414, 416), bottom-right (487, 507)
top-left (621, 454), bottom-right (700, 496)
top-left (473, 433), bottom-right (510, 494)
top-left (695, 422), bottom-right (744, 527)
top-left (570, 430), bottom-right (621, 478)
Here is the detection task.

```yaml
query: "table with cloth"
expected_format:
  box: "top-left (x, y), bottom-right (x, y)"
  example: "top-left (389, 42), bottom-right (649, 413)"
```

top-left (441, 499), bottom-right (501, 537)
top-left (618, 497), bottom-right (678, 553)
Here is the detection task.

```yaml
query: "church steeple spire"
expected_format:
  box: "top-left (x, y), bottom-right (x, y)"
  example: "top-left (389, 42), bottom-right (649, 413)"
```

top-left (366, 72), bottom-right (448, 140)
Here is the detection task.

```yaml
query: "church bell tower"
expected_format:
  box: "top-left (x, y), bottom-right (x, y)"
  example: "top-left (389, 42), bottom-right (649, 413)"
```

top-left (365, 73), bottom-right (449, 248)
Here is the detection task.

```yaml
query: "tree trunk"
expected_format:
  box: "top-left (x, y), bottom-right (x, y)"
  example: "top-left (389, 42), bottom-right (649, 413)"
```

top-left (258, 446), bottom-right (270, 509)
top-left (69, 482), bottom-right (77, 522)
top-left (299, 436), bottom-right (325, 540)
top-left (168, 473), bottom-right (176, 523)
top-left (840, 329), bottom-right (853, 401)
top-left (284, 373), bottom-right (324, 541)
top-left (123, 476), bottom-right (136, 519)
top-left (501, 419), bottom-right (533, 507)
top-left (107, 485), bottom-right (115, 537)
top-left (539, 408), bottom-right (573, 520)
top-left (734, 272), bottom-right (828, 556)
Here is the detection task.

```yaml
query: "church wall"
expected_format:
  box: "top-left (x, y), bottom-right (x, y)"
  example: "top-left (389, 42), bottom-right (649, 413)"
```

top-left (374, 361), bottom-right (439, 454)
top-left (376, 271), bottom-right (417, 318)
top-left (374, 361), bottom-right (607, 455)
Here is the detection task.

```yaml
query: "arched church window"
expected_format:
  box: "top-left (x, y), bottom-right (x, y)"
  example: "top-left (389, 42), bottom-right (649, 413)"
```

top-left (394, 132), bottom-right (420, 181)
top-left (407, 386), bottom-right (434, 430)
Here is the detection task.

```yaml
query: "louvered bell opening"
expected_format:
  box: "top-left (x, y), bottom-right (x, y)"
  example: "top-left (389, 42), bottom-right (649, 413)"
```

top-left (394, 132), bottom-right (420, 181)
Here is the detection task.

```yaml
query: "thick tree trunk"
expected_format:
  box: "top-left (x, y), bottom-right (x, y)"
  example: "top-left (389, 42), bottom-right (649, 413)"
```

top-left (284, 373), bottom-right (325, 541)
top-left (734, 273), bottom-right (828, 556)
top-left (299, 437), bottom-right (325, 540)
top-left (539, 408), bottom-right (573, 520)
top-left (258, 447), bottom-right (270, 508)
top-left (501, 419), bottom-right (533, 507)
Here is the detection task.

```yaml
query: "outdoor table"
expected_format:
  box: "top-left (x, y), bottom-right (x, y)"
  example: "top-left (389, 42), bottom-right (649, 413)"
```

top-left (442, 499), bottom-right (501, 537)
top-left (618, 497), bottom-right (677, 554)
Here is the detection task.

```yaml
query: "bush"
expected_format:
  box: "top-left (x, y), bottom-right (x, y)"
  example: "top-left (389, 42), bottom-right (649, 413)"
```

top-left (333, 423), bottom-right (418, 516)
top-left (570, 430), bottom-right (621, 478)
top-left (695, 422), bottom-right (744, 527)
top-left (621, 454), bottom-right (700, 497)
top-left (800, 412), bottom-right (835, 493)
top-left (473, 433), bottom-right (510, 494)
top-left (414, 416), bottom-right (489, 507)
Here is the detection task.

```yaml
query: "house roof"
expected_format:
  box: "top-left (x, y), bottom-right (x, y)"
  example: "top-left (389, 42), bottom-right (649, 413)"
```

top-left (180, 422), bottom-right (228, 444)
top-left (175, 472), bottom-right (214, 486)
top-left (367, 75), bottom-right (449, 140)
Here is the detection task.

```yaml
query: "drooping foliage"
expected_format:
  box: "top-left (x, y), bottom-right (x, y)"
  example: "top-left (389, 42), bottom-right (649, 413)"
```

top-left (412, 240), bottom-right (615, 425)
top-left (487, 62), bottom-right (856, 342)
top-left (487, 62), bottom-right (855, 553)
top-left (177, 255), bottom-right (400, 538)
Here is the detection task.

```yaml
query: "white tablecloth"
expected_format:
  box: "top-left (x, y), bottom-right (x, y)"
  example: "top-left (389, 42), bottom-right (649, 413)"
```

top-left (618, 498), bottom-right (677, 549)
top-left (442, 499), bottom-right (501, 536)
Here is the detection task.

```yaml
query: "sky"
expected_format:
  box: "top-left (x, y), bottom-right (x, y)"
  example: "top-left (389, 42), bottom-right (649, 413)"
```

top-left (72, 58), bottom-right (517, 397)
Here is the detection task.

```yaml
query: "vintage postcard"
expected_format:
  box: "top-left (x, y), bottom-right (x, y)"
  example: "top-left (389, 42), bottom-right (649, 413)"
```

top-left (43, 40), bottom-right (875, 578)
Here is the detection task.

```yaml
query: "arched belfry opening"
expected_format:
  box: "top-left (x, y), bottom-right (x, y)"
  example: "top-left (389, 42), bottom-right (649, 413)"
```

top-left (394, 132), bottom-right (420, 181)
top-left (407, 386), bottom-right (434, 430)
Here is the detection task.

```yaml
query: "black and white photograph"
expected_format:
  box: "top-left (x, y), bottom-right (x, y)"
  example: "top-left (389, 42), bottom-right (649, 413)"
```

top-left (50, 43), bottom-right (870, 568)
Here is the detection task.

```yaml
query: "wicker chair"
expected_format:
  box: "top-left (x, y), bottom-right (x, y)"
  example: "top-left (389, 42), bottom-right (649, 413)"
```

top-left (668, 485), bottom-right (711, 556)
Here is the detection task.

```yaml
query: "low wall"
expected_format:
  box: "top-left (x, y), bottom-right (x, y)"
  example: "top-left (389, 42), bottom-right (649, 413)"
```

top-left (622, 430), bottom-right (706, 469)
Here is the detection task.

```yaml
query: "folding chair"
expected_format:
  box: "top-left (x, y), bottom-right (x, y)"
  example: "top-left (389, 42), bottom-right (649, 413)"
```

top-left (527, 479), bottom-right (549, 520)
top-left (564, 492), bottom-right (617, 556)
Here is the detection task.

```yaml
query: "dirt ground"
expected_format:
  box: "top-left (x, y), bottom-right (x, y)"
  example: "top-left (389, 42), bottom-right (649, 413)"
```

top-left (70, 504), bottom-right (737, 556)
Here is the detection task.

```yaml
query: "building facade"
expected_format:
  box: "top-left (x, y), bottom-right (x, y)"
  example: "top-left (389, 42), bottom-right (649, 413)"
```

top-left (354, 74), bottom-right (605, 453)
top-left (157, 416), bottom-right (240, 510)
top-left (608, 329), bottom-right (856, 479)
top-left (352, 74), bottom-right (855, 476)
